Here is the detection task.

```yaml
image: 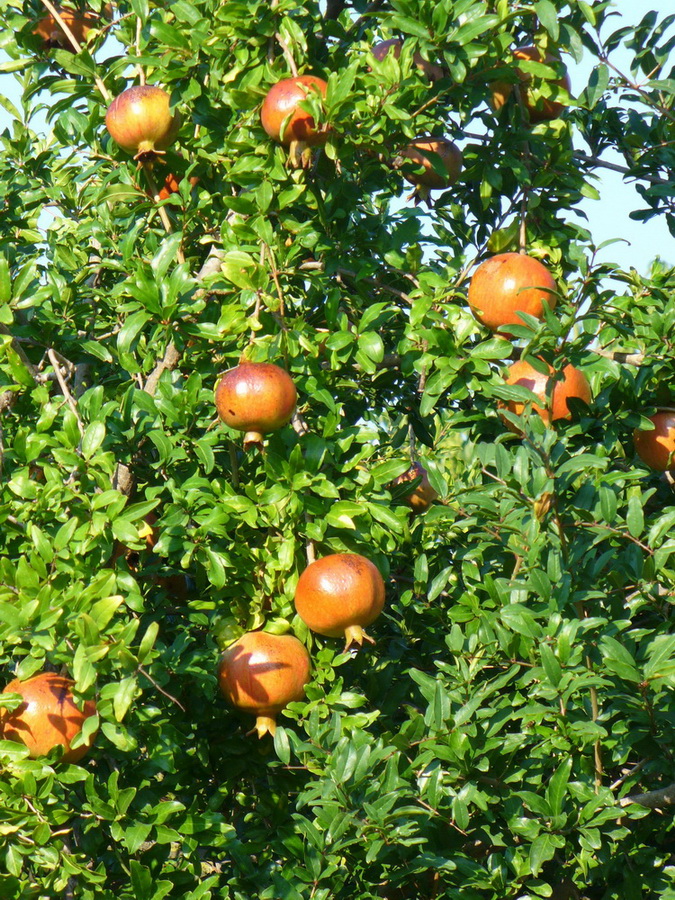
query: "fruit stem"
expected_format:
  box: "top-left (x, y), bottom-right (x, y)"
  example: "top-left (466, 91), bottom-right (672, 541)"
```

top-left (251, 715), bottom-right (277, 738)
top-left (344, 625), bottom-right (376, 652)
top-left (243, 431), bottom-right (264, 449)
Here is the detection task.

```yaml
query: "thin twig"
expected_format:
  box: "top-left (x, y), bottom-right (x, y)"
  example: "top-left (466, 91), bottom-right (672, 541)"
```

top-left (47, 349), bottom-right (84, 436)
top-left (299, 260), bottom-right (412, 305)
top-left (138, 665), bottom-right (186, 712)
top-left (142, 164), bottom-right (186, 265)
top-left (620, 781), bottom-right (675, 809)
top-left (275, 32), bottom-right (299, 77)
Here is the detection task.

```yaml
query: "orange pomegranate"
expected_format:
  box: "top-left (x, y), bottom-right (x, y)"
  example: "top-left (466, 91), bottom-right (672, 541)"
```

top-left (633, 411), bottom-right (675, 471)
top-left (467, 252), bottom-right (558, 332)
top-left (217, 631), bottom-right (310, 738)
top-left (399, 138), bottom-right (462, 198)
top-left (215, 362), bottom-right (297, 448)
top-left (294, 553), bottom-right (385, 650)
top-left (156, 172), bottom-right (199, 201)
top-left (372, 38), bottom-right (445, 82)
top-left (392, 462), bottom-right (438, 514)
top-left (490, 46), bottom-right (571, 124)
top-left (0, 672), bottom-right (97, 763)
top-left (500, 359), bottom-right (591, 429)
top-left (33, 6), bottom-right (100, 50)
top-left (106, 85), bottom-right (181, 160)
top-left (261, 75), bottom-right (329, 162)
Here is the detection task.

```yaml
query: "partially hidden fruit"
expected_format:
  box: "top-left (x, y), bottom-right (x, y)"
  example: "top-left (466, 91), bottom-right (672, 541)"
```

top-left (633, 411), bottom-right (675, 471)
top-left (261, 76), bottom-right (328, 166)
top-left (467, 252), bottom-right (558, 332)
top-left (217, 631), bottom-right (310, 738)
top-left (0, 673), bottom-right (97, 763)
top-left (294, 553), bottom-right (385, 650)
top-left (372, 38), bottom-right (445, 82)
top-left (500, 359), bottom-right (591, 430)
top-left (106, 85), bottom-right (181, 160)
top-left (156, 173), bottom-right (199, 201)
top-left (392, 462), bottom-right (438, 514)
top-left (215, 362), bottom-right (297, 448)
top-left (490, 46), bottom-right (571, 124)
top-left (399, 138), bottom-right (462, 203)
top-left (33, 6), bottom-right (101, 50)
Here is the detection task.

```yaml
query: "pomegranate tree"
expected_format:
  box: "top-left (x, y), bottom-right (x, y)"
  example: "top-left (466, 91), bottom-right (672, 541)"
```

top-left (467, 252), bottom-right (558, 332)
top-left (490, 46), bottom-right (571, 124)
top-left (215, 362), bottom-right (297, 448)
top-left (399, 138), bottom-right (462, 203)
top-left (106, 85), bottom-right (181, 160)
top-left (392, 462), bottom-right (438, 514)
top-left (372, 38), bottom-right (445, 82)
top-left (0, 672), bottom-right (97, 763)
top-left (294, 553), bottom-right (386, 650)
top-left (217, 631), bottom-right (310, 738)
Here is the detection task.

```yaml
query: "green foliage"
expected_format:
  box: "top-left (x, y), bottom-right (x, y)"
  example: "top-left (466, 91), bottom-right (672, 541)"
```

top-left (0, 0), bottom-right (674, 897)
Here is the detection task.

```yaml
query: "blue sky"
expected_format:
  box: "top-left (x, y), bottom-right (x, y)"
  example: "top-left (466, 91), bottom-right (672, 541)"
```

top-left (0, 3), bottom-right (672, 273)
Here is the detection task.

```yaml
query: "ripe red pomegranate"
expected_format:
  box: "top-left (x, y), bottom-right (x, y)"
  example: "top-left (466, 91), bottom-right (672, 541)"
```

top-left (33, 7), bottom-right (100, 50)
top-left (215, 362), bottom-right (297, 448)
top-left (106, 85), bottom-right (181, 160)
top-left (633, 411), bottom-right (675, 471)
top-left (261, 75), bottom-right (328, 146)
top-left (372, 38), bottom-right (445, 82)
top-left (155, 173), bottom-right (199, 201)
top-left (500, 359), bottom-right (591, 429)
top-left (490, 46), bottom-right (571, 124)
top-left (0, 672), bottom-right (97, 763)
top-left (217, 631), bottom-right (310, 738)
top-left (467, 252), bottom-right (558, 332)
top-left (294, 553), bottom-right (385, 650)
top-left (392, 462), bottom-right (438, 514)
top-left (399, 138), bottom-right (462, 203)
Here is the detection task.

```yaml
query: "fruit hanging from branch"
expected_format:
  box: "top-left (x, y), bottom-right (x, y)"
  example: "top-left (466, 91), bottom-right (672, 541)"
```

top-left (397, 138), bottom-right (462, 204)
top-left (33, 6), bottom-right (102, 50)
top-left (467, 252), bottom-right (558, 332)
top-left (371, 38), bottom-right (445, 82)
top-left (217, 631), bottom-right (311, 738)
top-left (294, 553), bottom-right (386, 650)
top-left (500, 359), bottom-right (592, 430)
top-left (261, 75), bottom-right (329, 168)
top-left (633, 410), bottom-right (675, 471)
top-left (489, 46), bottom-right (571, 124)
top-left (391, 462), bottom-right (438, 514)
top-left (0, 672), bottom-right (97, 764)
top-left (106, 85), bottom-right (181, 161)
top-left (155, 172), bottom-right (199, 201)
top-left (215, 362), bottom-right (297, 449)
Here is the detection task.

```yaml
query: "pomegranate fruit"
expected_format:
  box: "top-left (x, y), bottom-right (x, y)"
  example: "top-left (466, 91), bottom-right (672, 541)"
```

top-left (467, 252), bottom-right (558, 332)
top-left (0, 672), bottom-right (97, 763)
top-left (106, 85), bottom-right (181, 160)
top-left (399, 138), bottom-right (462, 203)
top-left (633, 411), bottom-right (675, 471)
top-left (215, 362), bottom-right (297, 448)
top-left (500, 359), bottom-right (591, 430)
top-left (392, 462), bottom-right (438, 514)
top-left (490, 46), bottom-right (571, 124)
top-left (217, 631), bottom-right (310, 738)
top-left (33, 6), bottom-right (100, 50)
top-left (261, 76), bottom-right (328, 167)
top-left (372, 38), bottom-right (445, 82)
top-left (155, 172), bottom-right (199, 201)
top-left (294, 553), bottom-right (385, 650)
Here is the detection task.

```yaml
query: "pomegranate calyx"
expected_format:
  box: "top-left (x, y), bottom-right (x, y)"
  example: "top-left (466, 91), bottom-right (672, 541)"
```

top-left (249, 715), bottom-right (278, 739)
top-left (344, 624), bottom-right (376, 652)
top-left (243, 430), bottom-right (265, 449)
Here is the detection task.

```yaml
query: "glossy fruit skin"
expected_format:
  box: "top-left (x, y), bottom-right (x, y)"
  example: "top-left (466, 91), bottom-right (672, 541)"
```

top-left (490, 46), bottom-right (571, 123)
top-left (633, 411), bottom-right (675, 471)
top-left (400, 139), bottom-right (462, 190)
top-left (33, 7), bottom-right (98, 49)
top-left (261, 76), bottom-right (328, 147)
top-left (218, 632), bottom-right (310, 738)
top-left (0, 673), bottom-right (97, 763)
top-left (372, 38), bottom-right (445, 82)
top-left (392, 462), bottom-right (438, 513)
top-left (215, 363), bottom-right (297, 447)
top-left (106, 86), bottom-right (181, 159)
top-left (501, 359), bottom-right (591, 429)
top-left (294, 553), bottom-right (385, 649)
top-left (467, 252), bottom-right (558, 332)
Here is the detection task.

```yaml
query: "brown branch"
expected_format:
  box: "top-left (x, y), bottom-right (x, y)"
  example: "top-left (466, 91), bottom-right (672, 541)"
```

top-left (620, 781), bottom-right (675, 809)
top-left (47, 348), bottom-right (84, 436)
top-left (138, 665), bottom-right (186, 712)
top-left (275, 32), bottom-right (299, 77)
top-left (573, 151), bottom-right (671, 187)
top-left (38, 0), bottom-right (111, 103)
top-left (594, 348), bottom-right (645, 366)
top-left (299, 260), bottom-right (412, 305)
